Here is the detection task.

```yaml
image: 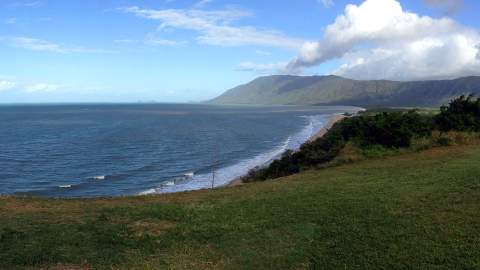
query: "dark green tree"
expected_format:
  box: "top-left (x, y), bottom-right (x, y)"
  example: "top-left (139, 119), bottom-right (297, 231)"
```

top-left (435, 94), bottom-right (480, 132)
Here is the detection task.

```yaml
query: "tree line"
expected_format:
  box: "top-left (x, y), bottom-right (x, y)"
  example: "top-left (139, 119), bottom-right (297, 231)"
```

top-left (244, 95), bottom-right (480, 182)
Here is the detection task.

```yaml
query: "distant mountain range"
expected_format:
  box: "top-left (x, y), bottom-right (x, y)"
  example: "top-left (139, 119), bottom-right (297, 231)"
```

top-left (209, 75), bottom-right (480, 108)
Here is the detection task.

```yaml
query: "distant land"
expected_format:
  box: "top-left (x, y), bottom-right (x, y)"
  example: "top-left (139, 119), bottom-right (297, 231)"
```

top-left (209, 75), bottom-right (480, 108)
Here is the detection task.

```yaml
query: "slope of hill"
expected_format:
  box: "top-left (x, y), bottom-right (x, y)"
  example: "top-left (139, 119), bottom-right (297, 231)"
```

top-left (209, 75), bottom-right (480, 107)
top-left (1, 144), bottom-right (480, 269)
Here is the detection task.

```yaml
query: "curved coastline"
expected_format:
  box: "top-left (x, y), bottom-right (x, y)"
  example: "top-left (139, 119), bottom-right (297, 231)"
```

top-left (227, 113), bottom-right (347, 187)
top-left (1, 108), bottom-right (359, 198)
top-left (141, 112), bottom-right (354, 194)
top-left (140, 113), bottom-right (333, 195)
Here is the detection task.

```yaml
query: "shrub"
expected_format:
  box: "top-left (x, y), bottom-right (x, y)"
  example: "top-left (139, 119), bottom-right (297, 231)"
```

top-left (436, 137), bottom-right (452, 147)
top-left (340, 110), bottom-right (432, 148)
top-left (360, 144), bottom-right (391, 158)
top-left (435, 95), bottom-right (480, 132)
top-left (244, 96), bottom-right (480, 182)
top-left (247, 123), bottom-right (346, 181)
top-left (245, 111), bottom-right (433, 181)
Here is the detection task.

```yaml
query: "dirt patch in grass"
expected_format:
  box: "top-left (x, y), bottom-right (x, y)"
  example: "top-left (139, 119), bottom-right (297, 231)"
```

top-left (421, 144), bottom-right (471, 158)
top-left (0, 198), bottom-right (45, 215)
top-left (167, 245), bottom-right (228, 270)
top-left (39, 264), bottom-right (90, 270)
top-left (130, 219), bottom-right (177, 238)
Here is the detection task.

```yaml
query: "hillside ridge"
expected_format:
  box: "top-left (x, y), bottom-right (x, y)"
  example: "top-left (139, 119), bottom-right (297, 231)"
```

top-left (209, 75), bottom-right (480, 107)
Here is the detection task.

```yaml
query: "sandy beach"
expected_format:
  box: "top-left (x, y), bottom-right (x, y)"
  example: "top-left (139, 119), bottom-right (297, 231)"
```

top-left (228, 113), bottom-right (346, 187)
top-left (308, 114), bottom-right (345, 142)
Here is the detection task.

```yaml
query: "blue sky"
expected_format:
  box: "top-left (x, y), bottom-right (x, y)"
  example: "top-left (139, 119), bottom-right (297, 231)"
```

top-left (1, 0), bottom-right (479, 103)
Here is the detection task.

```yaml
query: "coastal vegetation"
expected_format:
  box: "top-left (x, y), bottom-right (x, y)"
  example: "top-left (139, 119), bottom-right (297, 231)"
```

top-left (435, 94), bottom-right (480, 132)
top-left (244, 95), bottom-right (480, 182)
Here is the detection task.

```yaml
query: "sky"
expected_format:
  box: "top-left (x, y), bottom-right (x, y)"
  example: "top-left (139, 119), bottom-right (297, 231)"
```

top-left (1, 0), bottom-right (480, 103)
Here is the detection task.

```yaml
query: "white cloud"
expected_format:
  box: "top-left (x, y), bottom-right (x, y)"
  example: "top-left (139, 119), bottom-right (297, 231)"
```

top-left (286, 0), bottom-right (480, 80)
top-left (114, 39), bottom-right (137, 44)
top-left (120, 6), bottom-right (304, 49)
top-left (24, 83), bottom-right (62, 93)
top-left (0, 80), bottom-right (64, 93)
top-left (255, 50), bottom-right (271, 56)
top-left (145, 35), bottom-right (185, 46)
top-left (69, 47), bottom-right (117, 54)
top-left (236, 61), bottom-right (287, 74)
top-left (114, 36), bottom-right (186, 47)
top-left (5, 18), bottom-right (17, 24)
top-left (0, 36), bottom-right (116, 54)
top-left (193, 0), bottom-right (213, 8)
top-left (0, 81), bottom-right (16, 92)
top-left (334, 36), bottom-right (480, 80)
top-left (319, 0), bottom-right (334, 8)
top-left (10, 1), bottom-right (43, 7)
top-left (7, 37), bottom-right (66, 53)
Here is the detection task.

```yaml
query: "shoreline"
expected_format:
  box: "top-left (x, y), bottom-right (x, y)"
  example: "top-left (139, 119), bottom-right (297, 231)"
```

top-left (2, 112), bottom-right (350, 197)
top-left (227, 113), bottom-right (346, 187)
top-left (308, 114), bottom-right (345, 142)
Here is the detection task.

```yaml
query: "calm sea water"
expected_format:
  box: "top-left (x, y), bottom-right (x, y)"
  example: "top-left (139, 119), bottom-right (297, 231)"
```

top-left (0, 104), bottom-right (359, 197)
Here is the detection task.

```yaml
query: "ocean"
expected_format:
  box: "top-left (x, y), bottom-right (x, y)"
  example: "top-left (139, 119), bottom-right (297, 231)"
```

top-left (0, 104), bottom-right (360, 197)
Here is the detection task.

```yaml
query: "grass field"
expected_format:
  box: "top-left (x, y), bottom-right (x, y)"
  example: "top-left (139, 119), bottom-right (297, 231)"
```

top-left (1, 144), bottom-right (480, 269)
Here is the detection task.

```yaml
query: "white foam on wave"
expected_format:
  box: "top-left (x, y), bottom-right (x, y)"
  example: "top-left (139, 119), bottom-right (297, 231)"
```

top-left (139, 114), bottom-right (330, 195)
top-left (59, 184), bottom-right (72, 189)
top-left (184, 172), bottom-right (194, 178)
top-left (138, 188), bottom-right (157, 195)
top-left (93, 175), bottom-right (106, 180)
top-left (164, 181), bottom-right (175, 186)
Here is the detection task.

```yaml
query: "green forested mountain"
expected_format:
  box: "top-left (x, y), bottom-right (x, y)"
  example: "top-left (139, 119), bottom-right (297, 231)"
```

top-left (209, 75), bottom-right (480, 107)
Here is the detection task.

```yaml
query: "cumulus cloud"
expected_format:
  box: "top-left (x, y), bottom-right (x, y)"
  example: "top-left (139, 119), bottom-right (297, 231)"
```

top-left (120, 6), bottom-right (304, 49)
top-left (285, 0), bottom-right (480, 80)
top-left (334, 36), bottom-right (480, 80)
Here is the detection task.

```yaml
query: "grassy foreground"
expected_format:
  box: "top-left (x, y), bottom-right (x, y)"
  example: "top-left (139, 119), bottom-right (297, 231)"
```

top-left (1, 145), bottom-right (480, 269)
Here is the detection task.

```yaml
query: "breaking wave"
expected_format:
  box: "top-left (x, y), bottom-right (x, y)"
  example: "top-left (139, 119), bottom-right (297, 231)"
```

top-left (140, 114), bottom-right (331, 195)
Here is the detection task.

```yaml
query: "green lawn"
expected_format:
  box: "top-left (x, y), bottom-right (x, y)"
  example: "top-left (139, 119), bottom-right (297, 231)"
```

top-left (1, 145), bottom-right (480, 269)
